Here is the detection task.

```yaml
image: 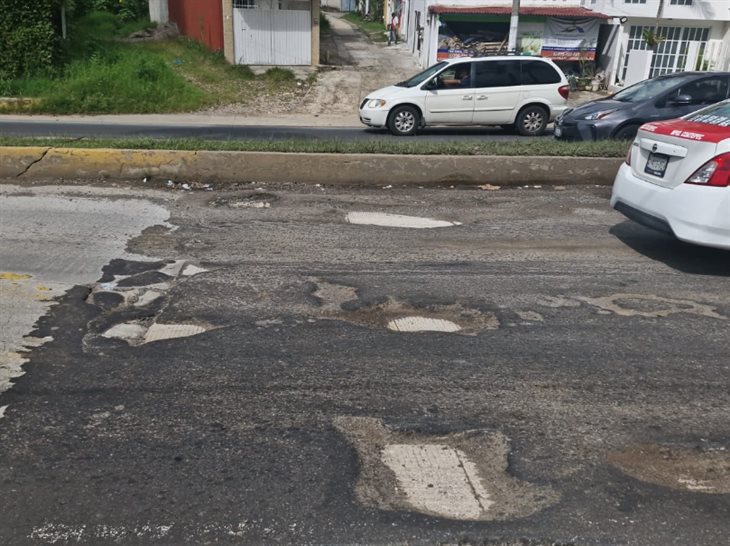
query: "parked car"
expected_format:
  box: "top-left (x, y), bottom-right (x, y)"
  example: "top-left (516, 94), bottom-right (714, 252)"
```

top-left (610, 99), bottom-right (730, 250)
top-left (555, 71), bottom-right (730, 141)
top-left (359, 56), bottom-right (570, 136)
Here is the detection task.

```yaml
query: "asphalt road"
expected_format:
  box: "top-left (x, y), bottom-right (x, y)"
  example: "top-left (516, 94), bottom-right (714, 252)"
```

top-left (0, 180), bottom-right (728, 545)
top-left (0, 120), bottom-right (553, 141)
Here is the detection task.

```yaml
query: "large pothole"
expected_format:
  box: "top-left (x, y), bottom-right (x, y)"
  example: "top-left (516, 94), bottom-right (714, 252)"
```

top-left (334, 417), bottom-right (558, 521)
top-left (608, 443), bottom-right (730, 494)
top-left (311, 282), bottom-right (498, 334)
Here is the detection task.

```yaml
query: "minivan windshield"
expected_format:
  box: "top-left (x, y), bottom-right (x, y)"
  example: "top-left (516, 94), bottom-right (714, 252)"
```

top-left (611, 74), bottom-right (696, 103)
top-left (396, 62), bottom-right (448, 88)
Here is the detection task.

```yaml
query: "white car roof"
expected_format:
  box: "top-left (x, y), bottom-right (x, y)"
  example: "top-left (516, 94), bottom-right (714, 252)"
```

top-left (443, 56), bottom-right (553, 64)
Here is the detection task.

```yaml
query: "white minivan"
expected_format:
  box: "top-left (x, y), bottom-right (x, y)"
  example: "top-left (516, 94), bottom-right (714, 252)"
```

top-left (359, 56), bottom-right (570, 136)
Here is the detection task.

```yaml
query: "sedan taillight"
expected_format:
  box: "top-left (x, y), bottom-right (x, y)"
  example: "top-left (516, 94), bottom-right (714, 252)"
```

top-left (684, 153), bottom-right (730, 187)
top-left (558, 85), bottom-right (570, 100)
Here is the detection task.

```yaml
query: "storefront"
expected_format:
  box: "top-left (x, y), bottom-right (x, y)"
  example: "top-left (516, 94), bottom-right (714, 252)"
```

top-left (422, 6), bottom-right (610, 74)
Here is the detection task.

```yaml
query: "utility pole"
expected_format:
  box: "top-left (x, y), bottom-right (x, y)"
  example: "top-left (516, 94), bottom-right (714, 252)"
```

top-left (508, 0), bottom-right (520, 52)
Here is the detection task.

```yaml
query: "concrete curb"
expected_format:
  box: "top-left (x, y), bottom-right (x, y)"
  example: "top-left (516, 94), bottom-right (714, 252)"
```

top-left (1, 147), bottom-right (624, 186)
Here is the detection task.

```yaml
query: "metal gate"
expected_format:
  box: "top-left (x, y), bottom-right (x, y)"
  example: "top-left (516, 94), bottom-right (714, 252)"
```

top-left (234, 9), bottom-right (311, 65)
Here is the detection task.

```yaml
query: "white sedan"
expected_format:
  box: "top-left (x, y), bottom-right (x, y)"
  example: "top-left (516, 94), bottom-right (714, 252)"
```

top-left (611, 100), bottom-right (730, 250)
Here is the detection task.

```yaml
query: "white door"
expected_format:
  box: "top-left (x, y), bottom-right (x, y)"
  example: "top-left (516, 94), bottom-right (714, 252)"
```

top-left (234, 8), bottom-right (311, 65)
top-left (423, 62), bottom-right (474, 124)
top-left (471, 60), bottom-right (522, 125)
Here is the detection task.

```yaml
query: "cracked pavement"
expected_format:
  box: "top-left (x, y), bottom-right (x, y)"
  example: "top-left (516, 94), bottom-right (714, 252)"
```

top-left (0, 180), bottom-right (728, 545)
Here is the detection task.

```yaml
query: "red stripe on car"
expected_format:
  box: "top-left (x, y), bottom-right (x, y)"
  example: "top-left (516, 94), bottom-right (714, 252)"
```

top-left (640, 119), bottom-right (730, 143)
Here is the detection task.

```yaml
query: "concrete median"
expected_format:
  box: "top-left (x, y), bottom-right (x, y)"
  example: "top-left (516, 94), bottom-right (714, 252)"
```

top-left (0, 147), bottom-right (624, 186)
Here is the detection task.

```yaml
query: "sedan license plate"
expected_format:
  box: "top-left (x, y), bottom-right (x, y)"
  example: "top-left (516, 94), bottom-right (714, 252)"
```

top-left (554, 126), bottom-right (562, 138)
top-left (645, 152), bottom-right (669, 178)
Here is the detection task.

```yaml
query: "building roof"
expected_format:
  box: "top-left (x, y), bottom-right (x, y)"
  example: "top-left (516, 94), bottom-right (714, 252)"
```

top-left (429, 5), bottom-right (611, 19)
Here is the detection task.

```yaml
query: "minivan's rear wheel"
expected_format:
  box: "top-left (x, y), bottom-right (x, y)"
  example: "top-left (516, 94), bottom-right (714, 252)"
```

top-left (388, 105), bottom-right (420, 136)
top-left (516, 105), bottom-right (548, 136)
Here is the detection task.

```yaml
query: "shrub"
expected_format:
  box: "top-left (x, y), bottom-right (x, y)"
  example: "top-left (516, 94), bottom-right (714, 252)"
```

top-left (0, 0), bottom-right (59, 79)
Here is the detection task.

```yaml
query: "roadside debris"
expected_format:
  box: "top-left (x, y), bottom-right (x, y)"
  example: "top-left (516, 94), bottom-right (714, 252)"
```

top-left (478, 184), bottom-right (501, 191)
top-left (165, 179), bottom-right (213, 191)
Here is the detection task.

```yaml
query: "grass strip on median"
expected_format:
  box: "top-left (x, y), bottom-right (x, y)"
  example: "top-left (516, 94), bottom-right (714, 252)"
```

top-left (0, 137), bottom-right (629, 157)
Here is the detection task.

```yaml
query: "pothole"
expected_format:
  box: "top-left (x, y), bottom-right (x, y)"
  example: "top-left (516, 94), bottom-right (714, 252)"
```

top-left (211, 193), bottom-right (277, 209)
top-left (334, 417), bottom-right (557, 521)
top-left (576, 293), bottom-right (726, 319)
top-left (311, 280), bottom-right (358, 311)
top-left (608, 443), bottom-right (730, 494)
top-left (143, 323), bottom-right (209, 343)
top-left (346, 212), bottom-right (461, 229)
top-left (309, 282), bottom-right (498, 334)
top-left (387, 316), bottom-right (462, 333)
top-left (102, 321), bottom-right (212, 345)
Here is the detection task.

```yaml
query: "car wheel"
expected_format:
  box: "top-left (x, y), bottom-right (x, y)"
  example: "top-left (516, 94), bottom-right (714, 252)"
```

top-left (516, 105), bottom-right (549, 136)
top-left (613, 124), bottom-right (640, 140)
top-left (388, 105), bottom-right (420, 136)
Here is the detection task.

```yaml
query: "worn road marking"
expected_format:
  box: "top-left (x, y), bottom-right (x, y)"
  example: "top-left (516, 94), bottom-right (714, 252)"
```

top-left (346, 212), bottom-right (461, 229)
top-left (387, 316), bottom-right (461, 333)
top-left (382, 444), bottom-right (493, 519)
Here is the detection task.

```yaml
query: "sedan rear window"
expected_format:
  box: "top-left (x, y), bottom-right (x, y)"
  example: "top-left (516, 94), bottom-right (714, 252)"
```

top-left (685, 100), bottom-right (730, 127)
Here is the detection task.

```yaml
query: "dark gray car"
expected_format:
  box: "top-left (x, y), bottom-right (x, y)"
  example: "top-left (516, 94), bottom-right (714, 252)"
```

top-left (554, 71), bottom-right (730, 141)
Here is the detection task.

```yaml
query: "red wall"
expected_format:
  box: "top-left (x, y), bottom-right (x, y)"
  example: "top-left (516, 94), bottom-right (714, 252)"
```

top-left (168, 0), bottom-right (224, 52)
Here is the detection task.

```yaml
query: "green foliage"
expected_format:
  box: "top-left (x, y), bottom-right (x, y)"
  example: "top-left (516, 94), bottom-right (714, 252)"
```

top-left (38, 46), bottom-right (206, 113)
top-left (85, 0), bottom-right (148, 21)
top-left (263, 68), bottom-right (296, 84)
top-left (0, 0), bottom-right (60, 79)
top-left (642, 28), bottom-right (666, 50)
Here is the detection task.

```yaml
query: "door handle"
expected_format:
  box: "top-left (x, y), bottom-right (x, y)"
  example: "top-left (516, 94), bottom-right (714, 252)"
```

top-left (476, 95), bottom-right (488, 100)
top-left (461, 95), bottom-right (473, 100)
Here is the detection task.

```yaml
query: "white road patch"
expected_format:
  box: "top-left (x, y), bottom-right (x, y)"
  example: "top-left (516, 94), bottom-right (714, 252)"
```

top-left (102, 322), bottom-right (148, 342)
top-left (134, 289), bottom-right (164, 307)
top-left (387, 316), bottom-right (461, 333)
top-left (382, 444), bottom-right (493, 520)
top-left (0, 406), bottom-right (7, 419)
top-left (143, 323), bottom-right (208, 343)
top-left (158, 260), bottom-right (187, 277)
top-left (181, 264), bottom-right (208, 277)
top-left (346, 212), bottom-right (461, 229)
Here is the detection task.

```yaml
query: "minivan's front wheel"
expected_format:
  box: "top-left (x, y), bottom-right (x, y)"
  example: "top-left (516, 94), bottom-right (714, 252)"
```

top-left (388, 105), bottom-right (420, 136)
top-left (516, 105), bottom-right (548, 136)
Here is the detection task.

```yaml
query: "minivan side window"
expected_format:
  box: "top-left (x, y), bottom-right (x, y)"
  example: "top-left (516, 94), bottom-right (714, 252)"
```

top-left (521, 60), bottom-right (561, 85)
top-left (474, 61), bottom-right (521, 88)
top-left (672, 77), bottom-right (730, 105)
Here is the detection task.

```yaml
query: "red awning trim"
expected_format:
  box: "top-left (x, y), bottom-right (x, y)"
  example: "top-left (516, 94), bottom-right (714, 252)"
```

top-left (429, 6), bottom-right (611, 19)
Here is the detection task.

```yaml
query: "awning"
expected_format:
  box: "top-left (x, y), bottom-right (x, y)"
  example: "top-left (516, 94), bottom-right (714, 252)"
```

top-left (429, 6), bottom-right (611, 19)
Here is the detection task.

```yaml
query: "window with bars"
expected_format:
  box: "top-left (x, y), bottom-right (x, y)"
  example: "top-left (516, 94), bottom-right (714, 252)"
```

top-left (670, 0), bottom-right (692, 4)
top-left (622, 25), bottom-right (710, 80)
top-left (624, 0), bottom-right (646, 4)
top-left (233, 0), bottom-right (257, 8)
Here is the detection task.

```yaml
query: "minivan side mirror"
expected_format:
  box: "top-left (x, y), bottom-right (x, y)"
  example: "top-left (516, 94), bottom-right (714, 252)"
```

top-left (668, 94), bottom-right (694, 105)
top-left (422, 77), bottom-right (438, 91)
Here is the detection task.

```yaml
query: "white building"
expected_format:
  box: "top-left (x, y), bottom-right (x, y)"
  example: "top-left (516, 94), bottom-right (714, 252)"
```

top-left (585, 0), bottom-right (730, 86)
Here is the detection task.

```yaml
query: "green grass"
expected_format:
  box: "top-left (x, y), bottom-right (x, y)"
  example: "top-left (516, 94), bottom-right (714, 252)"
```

top-left (343, 13), bottom-right (387, 42)
top-left (0, 136), bottom-right (629, 157)
top-left (0, 12), bottom-right (308, 115)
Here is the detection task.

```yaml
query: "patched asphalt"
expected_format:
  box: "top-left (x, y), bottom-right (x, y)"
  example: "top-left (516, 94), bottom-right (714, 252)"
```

top-left (0, 181), bottom-right (728, 545)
